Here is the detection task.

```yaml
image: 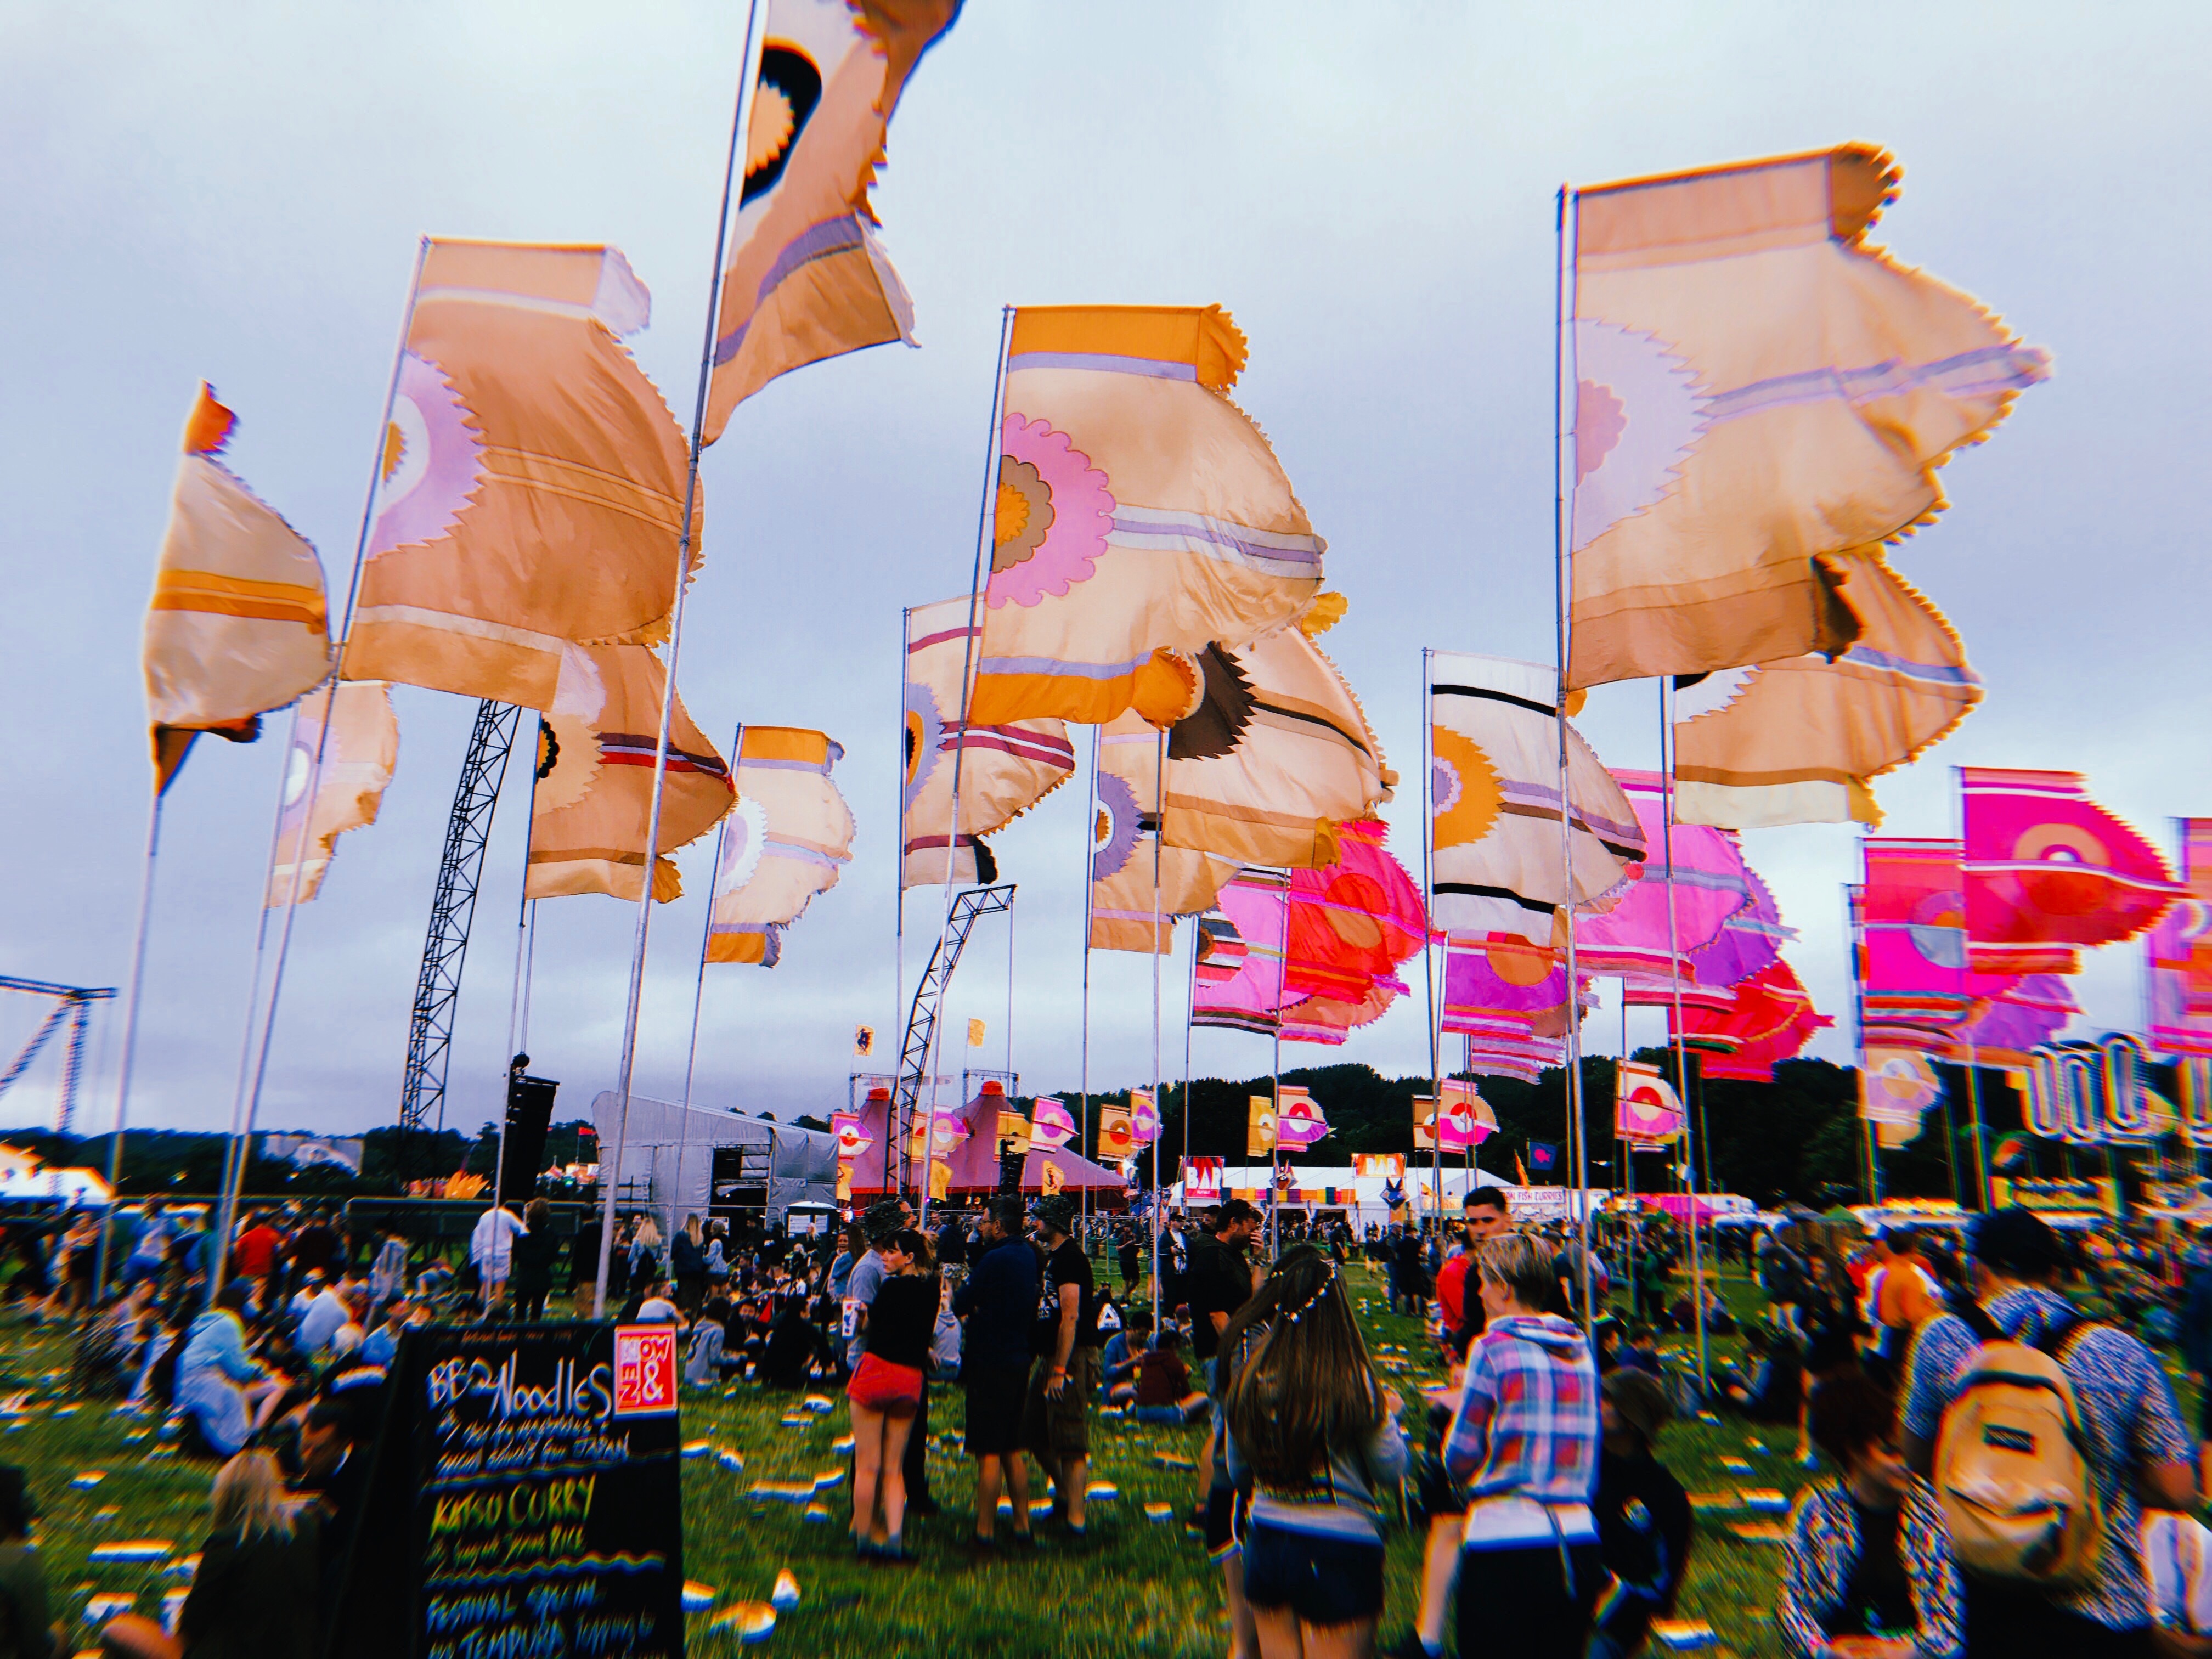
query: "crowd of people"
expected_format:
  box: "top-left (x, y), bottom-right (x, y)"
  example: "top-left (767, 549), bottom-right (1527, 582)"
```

top-left (9, 1187), bottom-right (2212, 1655)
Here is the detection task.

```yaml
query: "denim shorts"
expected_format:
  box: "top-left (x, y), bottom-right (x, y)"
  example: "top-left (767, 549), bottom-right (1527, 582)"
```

top-left (1239, 1520), bottom-right (1386, 1624)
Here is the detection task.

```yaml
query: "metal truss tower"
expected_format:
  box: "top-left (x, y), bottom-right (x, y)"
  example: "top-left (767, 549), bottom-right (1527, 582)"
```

top-left (891, 884), bottom-right (1014, 1199)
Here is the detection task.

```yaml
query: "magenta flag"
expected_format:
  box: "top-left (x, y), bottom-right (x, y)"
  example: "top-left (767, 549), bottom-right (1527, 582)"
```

top-left (2148, 820), bottom-right (2212, 1060)
top-left (1572, 771), bottom-right (1749, 979)
top-left (1962, 768), bottom-right (2184, 975)
top-left (1191, 870), bottom-right (1291, 1036)
top-left (1946, 974), bottom-right (2077, 1067)
top-left (1031, 1098), bottom-right (1078, 1148)
top-left (1273, 1086), bottom-right (1331, 1148)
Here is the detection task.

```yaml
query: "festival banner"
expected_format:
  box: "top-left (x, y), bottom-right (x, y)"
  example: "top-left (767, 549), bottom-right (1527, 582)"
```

top-left (1567, 144), bottom-right (2047, 687)
top-left (969, 306), bottom-right (1324, 727)
top-left (1128, 1088), bottom-right (1160, 1144)
top-left (1182, 1156), bottom-right (1223, 1203)
top-left (1095, 1104), bottom-right (1137, 1161)
top-left (1572, 771), bottom-right (1750, 979)
top-left (1089, 733), bottom-right (1238, 953)
top-left (1860, 1047), bottom-right (1942, 1148)
top-left (1427, 650), bottom-right (1645, 945)
top-left (346, 240), bottom-right (692, 712)
top-left (1962, 768), bottom-right (2184, 975)
top-left (1273, 1086), bottom-right (1330, 1148)
top-left (1031, 1098), bottom-right (1078, 1149)
top-left (264, 681), bottom-right (399, 907)
top-left (1436, 1079), bottom-right (1497, 1149)
top-left (527, 645), bottom-right (732, 903)
top-left (145, 383), bottom-right (332, 793)
top-left (707, 727), bottom-right (855, 965)
top-left (1352, 1153), bottom-right (1406, 1181)
top-left (1526, 1141), bottom-right (1561, 1178)
top-left (2148, 820), bottom-right (2212, 1060)
top-left (1614, 1060), bottom-right (1686, 1144)
top-left (900, 594), bottom-right (1074, 888)
top-left (703, 0), bottom-right (961, 439)
top-left (1859, 837), bottom-right (1972, 1049)
top-left (1191, 870), bottom-right (1291, 1035)
top-left (1671, 548), bottom-right (1982, 829)
top-left (1246, 1096), bottom-right (1278, 1156)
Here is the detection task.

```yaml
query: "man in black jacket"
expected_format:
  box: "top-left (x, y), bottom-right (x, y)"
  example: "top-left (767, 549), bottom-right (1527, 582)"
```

top-left (952, 1197), bottom-right (1041, 1550)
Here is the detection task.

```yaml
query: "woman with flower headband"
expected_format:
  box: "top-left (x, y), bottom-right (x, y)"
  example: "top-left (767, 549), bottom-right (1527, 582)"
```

top-left (1224, 1250), bottom-right (1407, 1657)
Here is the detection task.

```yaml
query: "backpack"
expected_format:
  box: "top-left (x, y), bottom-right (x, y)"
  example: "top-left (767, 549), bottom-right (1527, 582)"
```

top-left (1932, 1303), bottom-right (2104, 1589)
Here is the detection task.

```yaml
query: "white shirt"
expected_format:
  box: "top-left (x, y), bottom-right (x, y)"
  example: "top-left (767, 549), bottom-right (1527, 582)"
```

top-left (470, 1208), bottom-right (525, 1276)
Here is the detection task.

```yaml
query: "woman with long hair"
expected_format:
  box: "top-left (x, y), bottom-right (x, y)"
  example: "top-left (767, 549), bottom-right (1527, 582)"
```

top-left (844, 1228), bottom-right (937, 1563)
top-left (1225, 1251), bottom-right (1407, 1658)
top-left (100, 1450), bottom-right (319, 1659)
top-left (506, 1198), bottom-right (559, 1322)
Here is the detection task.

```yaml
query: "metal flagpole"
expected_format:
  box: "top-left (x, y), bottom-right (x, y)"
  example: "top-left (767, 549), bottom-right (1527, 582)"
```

top-left (1660, 678), bottom-right (1709, 1393)
top-left (668, 723), bottom-right (740, 1237)
top-left (1079, 726), bottom-right (1099, 1235)
top-left (1182, 926), bottom-right (1197, 1206)
top-left (1271, 866), bottom-right (1289, 1258)
top-left (493, 725), bottom-right (544, 1208)
top-left (1552, 184), bottom-right (1595, 1342)
top-left (93, 793), bottom-right (164, 1297)
top-left (212, 236), bottom-right (432, 1304)
top-left (1421, 648), bottom-right (1443, 1223)
top-left (595, 3), bottom-right (760, 1315)
top-left (922, 304), bottom-right (1017, 1228)
top-left (1150, 725), bottom-right (1165, 1331)
top-left (893, 608), bottom-right (909, 1195)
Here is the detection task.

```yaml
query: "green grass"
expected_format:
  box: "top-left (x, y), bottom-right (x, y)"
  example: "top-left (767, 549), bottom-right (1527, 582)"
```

top-left (0, 1263), bottom-right (1966, 1657)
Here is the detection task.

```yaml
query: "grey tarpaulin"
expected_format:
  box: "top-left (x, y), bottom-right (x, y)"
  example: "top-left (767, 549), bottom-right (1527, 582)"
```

top-left (590, 1091), bottom-right (839, 1223)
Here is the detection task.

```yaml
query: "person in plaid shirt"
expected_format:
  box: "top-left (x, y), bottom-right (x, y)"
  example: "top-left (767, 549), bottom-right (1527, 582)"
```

top-left (1441, 1233), bottom-right (1602, 1658)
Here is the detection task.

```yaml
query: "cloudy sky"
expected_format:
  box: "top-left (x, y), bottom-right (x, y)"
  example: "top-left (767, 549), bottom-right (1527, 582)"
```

top-left (3, 2), bottom-right (2207, 1148)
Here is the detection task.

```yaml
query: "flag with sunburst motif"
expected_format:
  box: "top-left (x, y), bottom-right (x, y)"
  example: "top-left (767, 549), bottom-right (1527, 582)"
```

top-left (706, 727), bottom-right (853, 964)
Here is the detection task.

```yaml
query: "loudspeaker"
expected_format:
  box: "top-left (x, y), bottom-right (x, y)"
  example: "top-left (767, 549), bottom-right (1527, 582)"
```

top-left (997, 1142), bottom-right (1025, 1197)
top-left (500, 1074), bottom-right (560, 1204)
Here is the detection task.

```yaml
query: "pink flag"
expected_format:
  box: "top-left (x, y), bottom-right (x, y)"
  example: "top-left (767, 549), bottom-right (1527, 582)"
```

top-left (1284, 820), bottom-right (1428, 1003)
top-left (1437, 1079), bottom-right (1497, 1148)
top-left (1458, 1016), bottom-right (1564, 1085)
top-left (1278, 977), bottom-right (1407, 1047)
top-left (1190, 870), bottom-right (1291, 1036)
top-left (1859, 838), bottom-right (1971, 1049)
top-left (1962, 768), bottom-right (2184, 975)
top-left (1946, 974), bottom-right (2077, 1068)
top-left (1675, 960), bottom-right (1830, 1081)
top-left (1273, 1086), bottom-right (1331, 1148)
top-left (1615, 1060), bottom-right (1686, 1144)
top-left (1572, 771), bottom-right (1749, 979)
top-left (1031, 1098), bottom-right (1079, 1149)
top-left (2148, 820), bottom-right (2212, 1060)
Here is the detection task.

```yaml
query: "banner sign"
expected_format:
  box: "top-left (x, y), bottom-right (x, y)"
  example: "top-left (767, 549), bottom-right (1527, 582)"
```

top-left (330, 1321), bottom-right (683, 1658)
top-left (1987, 1175), bottom-right (2120, 1220)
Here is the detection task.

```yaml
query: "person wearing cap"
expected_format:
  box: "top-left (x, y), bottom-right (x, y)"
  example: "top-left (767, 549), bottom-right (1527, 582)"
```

top-left (1588, 1368), bottom-right (1692, 1659)
top-left (1021, 1194), bottom-right (1100, 1538)
top-left (1901, 1205), bottom-right (2196, 1655)
top-left (0, 1465), bottom-right (57, 1659)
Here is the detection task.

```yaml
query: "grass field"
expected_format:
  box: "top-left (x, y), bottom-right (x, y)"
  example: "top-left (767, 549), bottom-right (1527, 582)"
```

top-left (11, 1257), bottom-right (2191, 1657)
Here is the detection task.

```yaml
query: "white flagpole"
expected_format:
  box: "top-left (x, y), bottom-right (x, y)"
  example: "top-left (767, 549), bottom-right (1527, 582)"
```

top-left (1553, 183), bottom-right (1596, 1341)
top-left (668, 721), bottom-right (740, 1239)
top-left (1079, 726), bottom-right (1099, 1233)
top-left (93, 792), bottom-right (164, 1297)
top-left (1421, 648), bottom-right (1443, 1228)
top-left (595, 2), bottom-right (761, 1316)
top-left (1150, 726), bottom-right (1165, 1330)
top-left (1660, 678), bottom-right (1709, 1392)
top-left (494, 725), bottom-right (544, 1208)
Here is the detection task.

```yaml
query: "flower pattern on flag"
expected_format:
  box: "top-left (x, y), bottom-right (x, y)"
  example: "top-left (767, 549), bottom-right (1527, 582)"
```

top-left (1091, 771), bottom-right (1142, 881)
top-left (370, 350), bottom-right (485, 556)
top-left (988, 414), bottom-right (1115, 608)
top-left (1572, 320), bottom-right (1708, 553)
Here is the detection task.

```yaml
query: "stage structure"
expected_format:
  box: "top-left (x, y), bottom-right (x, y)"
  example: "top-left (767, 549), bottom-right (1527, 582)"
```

top-left (892, 883), bottom-right (1014, 1200)
top-left (396, 699), bottom-right (524, 1168)
top-left (589, 1090), bottom-right (838, 1223)
top-left (0, 975), bottom-right (116, 1133)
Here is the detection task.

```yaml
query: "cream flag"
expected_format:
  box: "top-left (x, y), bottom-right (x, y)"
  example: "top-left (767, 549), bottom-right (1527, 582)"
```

top-left (969, 306), bottom-right (1324, 727)
top-left (901, 596), bottom-right (1074, 887)
top-left (1672, 547), bottom-right (1983, 828)
top-left (1568, 144), bottom-right (2047, 687)
top-left (708, 727), bottom-right (856, 966)
top-left (703, 0), bottom-right (961, 439)
top-left (264, 682), bottom-right (398, 907)
top-left (144, 385), bottom-right (332, 793)
top-left (1132, 605), bottom-right (1392, 870)
top-left (346, 240), bottom-right (695, 712)
top-left (526, 645), bottom-right (732, 903)
top-left (1088, 742), bottom-right (1235, 954)
top-left (1427, 651), bottom-right (1645, 945)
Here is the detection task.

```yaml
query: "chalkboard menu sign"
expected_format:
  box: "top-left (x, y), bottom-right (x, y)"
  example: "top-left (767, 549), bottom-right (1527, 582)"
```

top-left (328, 1321), bottom-right (684, 1659)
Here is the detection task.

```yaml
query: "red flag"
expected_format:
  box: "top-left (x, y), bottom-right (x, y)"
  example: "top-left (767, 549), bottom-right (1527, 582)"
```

top-left (1962, 769), bottom-right (2183, 974)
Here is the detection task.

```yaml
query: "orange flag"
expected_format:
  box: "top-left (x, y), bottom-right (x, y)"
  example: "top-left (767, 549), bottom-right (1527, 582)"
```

top-left (346, 240), bottom-right (694, 712)
top-left (145, 385), bottom-right (332, 793)
top-left (704, 0), bottom-right (960, 441)
top-left (526, 645), bottom-right (732, 903)
top-left (1568, 145), bottom-right (2047, 687)
top-left (264, 682), bottom-right (399, 907)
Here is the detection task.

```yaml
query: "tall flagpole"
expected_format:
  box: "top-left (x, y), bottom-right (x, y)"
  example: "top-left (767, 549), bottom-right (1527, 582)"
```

top-left (1150, 726), bottom-right (1165, 1331)
top-left (595, 5), bottom-right (760, 1316)
top-left (1552, 183), bottom-right (1595, 1341)
top-left (1420, 648), bottom-right (1443, 1222)
top-left (1660, 678), bottom-right (1709, 1393)
top-left (1181, 927), bottom-right (1197, 1205)
top-left (894, 610), bottom-right (909, 1169)
top-left (93, 793), bottom-right (165, 1296)
top-left (922, 306), bottom-right (1015, 1224)
top-left (1270, 866), bottom-right (1288, 1257)
top-left (669, 722), bottom-right (740, 1236)
top-left (212, 238), bottom-right (431, 1302)
top-left (1078, 727), bottom-right (1099, 1232)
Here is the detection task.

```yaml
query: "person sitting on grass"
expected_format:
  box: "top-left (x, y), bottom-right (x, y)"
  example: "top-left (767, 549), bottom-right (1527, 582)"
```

top-left (175, 1280), bottom-right (283, 1460)
top-left (1104, 1310), bottom-right (1153, 1403)
top-left (684, 1297), bottom-right (731, 1389)
top-left (1714, 1321), bottom-right (1804, 1426)
top-left (1779, 1373), bottom-right (1962, 1659)
top-left (75, 1278), bottom-right (157, 1398)
top-left (1132, 1322), bottom-right (1210, 1425)
top-left (1589, 1368), bottom-right (1692, 1659)
top-left (357, 1299), bottom-right (409, 1370)
top-left (1617, 1322), bottom-right (1663, 1380)
top-left (760, 1295), bottom-right (836, 1389)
